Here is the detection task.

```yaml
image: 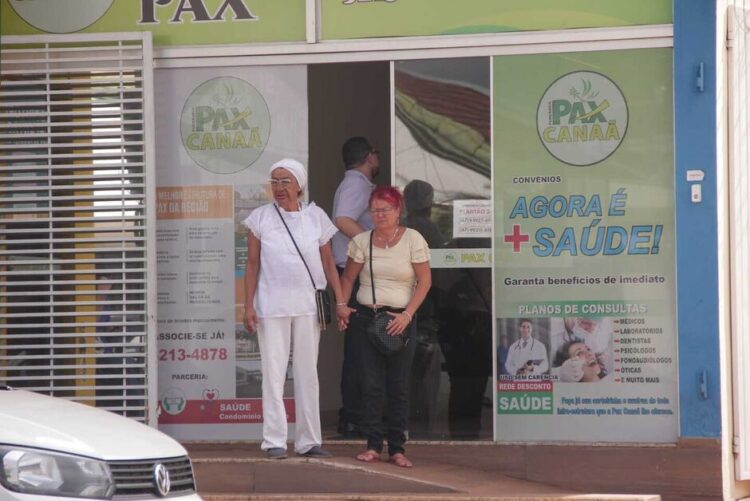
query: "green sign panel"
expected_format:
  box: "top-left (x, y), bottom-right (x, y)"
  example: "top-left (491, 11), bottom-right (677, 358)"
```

top-left (322, 0), bottom-right (672, 40)
top-left (1, 0), bottom-right (306, 45)
top-left (493, 49), bottom-right (675, 318)
top-left (493, 49), bottom-right (678, 443)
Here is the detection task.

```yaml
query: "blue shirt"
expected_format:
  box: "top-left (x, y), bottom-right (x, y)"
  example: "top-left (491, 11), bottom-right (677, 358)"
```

top-left (331, 170), bottom-right (374, 266)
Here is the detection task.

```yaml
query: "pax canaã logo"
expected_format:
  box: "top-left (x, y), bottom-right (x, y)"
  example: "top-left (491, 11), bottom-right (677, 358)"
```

top-left (537, 71), bottom-right (628, 166)
top-left (9, 0), bottom-right (115, 33)
top-left (180, 77), bottom-right (270, 175)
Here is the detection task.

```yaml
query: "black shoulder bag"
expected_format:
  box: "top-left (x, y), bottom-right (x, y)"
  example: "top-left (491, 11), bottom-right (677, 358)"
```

top-left (365, 231), bottom-right (409, 354)
top-left (273, 204), bottom-right (332, 329)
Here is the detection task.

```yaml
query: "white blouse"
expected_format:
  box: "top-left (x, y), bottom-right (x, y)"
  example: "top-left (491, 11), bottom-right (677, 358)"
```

top-left (244, 202), bottom-right (338, 318)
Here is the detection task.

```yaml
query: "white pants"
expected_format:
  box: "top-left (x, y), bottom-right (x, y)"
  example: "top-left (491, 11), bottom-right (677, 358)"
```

top-left (257, 314), bottom-right (321, 454)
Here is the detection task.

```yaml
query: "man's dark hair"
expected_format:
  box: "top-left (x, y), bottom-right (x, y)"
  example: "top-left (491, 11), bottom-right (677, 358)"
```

top-left (342, 137), bottom-right (372, 169)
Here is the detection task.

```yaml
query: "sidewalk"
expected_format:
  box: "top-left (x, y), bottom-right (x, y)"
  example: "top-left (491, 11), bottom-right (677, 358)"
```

top-left (186, 442), bottom-right (662, 500)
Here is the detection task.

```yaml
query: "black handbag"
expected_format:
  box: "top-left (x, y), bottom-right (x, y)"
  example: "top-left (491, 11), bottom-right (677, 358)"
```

top-left (274, 204), bottom-right (332, 329)
top-left (315, 289), bottom-right (332, 329)
top-left (365, 231), bottom-right (409, 354)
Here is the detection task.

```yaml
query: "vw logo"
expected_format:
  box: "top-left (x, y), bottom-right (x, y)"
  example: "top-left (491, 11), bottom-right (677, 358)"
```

top-left (153, 463), bottom-right (171, 497)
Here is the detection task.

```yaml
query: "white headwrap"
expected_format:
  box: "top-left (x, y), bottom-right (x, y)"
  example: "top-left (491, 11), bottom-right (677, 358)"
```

top-left (269, 158), bottom-right (307, 191)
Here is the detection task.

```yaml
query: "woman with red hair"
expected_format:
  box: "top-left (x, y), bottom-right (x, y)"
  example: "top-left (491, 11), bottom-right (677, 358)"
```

top-left (339, 185), bottom-right (432, 468)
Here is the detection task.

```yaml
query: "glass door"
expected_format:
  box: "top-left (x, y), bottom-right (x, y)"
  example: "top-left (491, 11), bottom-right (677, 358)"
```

top-left (393, 57), bottom-right (493, 440)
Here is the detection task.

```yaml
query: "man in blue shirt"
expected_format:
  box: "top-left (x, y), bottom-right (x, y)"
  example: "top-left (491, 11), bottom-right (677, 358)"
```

top-left (332, 137), bottom-right (380, 437)
top-left (331, 137), bottom-right (379, 268)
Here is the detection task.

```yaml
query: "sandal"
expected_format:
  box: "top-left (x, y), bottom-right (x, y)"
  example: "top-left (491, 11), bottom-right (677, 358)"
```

top-left (389, 453), bottom-right (413, 468)
top-left (356, 449), bottom-right (381, 463)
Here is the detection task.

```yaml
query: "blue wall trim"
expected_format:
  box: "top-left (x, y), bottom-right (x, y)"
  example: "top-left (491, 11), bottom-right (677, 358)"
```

top-left (674, 0), bottom-right (721, 437)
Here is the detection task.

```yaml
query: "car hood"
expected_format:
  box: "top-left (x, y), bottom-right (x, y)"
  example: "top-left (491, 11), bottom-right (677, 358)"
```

top-left (0, 389), bottom-right (186, 460)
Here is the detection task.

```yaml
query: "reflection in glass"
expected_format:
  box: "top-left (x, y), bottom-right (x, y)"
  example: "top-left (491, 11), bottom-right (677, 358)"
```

top-left (395, 58), bottom-right (493, 440)
top-left (395, 57), bottom-right (491, 243)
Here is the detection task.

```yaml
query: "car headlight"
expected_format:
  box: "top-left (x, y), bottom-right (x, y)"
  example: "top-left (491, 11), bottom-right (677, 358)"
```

top-left (0, 446), bottom-right (114, 499)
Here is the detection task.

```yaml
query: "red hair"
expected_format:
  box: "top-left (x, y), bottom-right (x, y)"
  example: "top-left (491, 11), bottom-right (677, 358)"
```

top-left (369, 185), bottom-right (403, 211)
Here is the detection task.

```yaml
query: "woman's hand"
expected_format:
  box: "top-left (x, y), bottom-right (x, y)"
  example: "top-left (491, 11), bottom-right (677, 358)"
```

top-left (336, 304), bottom-right (355, 331)
top-left (244, 306), bottom-right (258, 333)
top-left (386, 311), bottom-right (411, 336)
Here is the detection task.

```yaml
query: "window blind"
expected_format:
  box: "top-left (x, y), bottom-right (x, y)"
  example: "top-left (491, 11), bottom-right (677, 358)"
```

top-left (0, 33), bottom-right (155, 422)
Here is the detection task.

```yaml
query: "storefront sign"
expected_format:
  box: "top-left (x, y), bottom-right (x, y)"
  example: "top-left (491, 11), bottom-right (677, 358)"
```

top-left (154, 65), bottom-right (308, 440)
top-left (493, 49), bottom-right (677, 443)
top-left (322, 0), bottom-right (671, 40)
top-left (1, 0), bottom-right (305, 45)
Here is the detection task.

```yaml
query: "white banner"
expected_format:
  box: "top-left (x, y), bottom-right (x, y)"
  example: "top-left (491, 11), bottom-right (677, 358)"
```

top-left (453, 199), bottom-right (493, 238)
top-left (154, 66), bottom-right (308, 440)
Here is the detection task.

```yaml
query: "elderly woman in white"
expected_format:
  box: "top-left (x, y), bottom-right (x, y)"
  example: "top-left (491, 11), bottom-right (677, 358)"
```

top-left (243, 158), bottom-right (347, 459)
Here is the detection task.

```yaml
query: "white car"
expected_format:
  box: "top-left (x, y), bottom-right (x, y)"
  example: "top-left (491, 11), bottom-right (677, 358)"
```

top-left (0, 387), bottom-right (203, 500)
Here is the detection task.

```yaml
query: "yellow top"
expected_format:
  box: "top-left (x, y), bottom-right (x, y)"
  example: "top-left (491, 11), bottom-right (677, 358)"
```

top-left (348, 228), bottom-right (430, 308)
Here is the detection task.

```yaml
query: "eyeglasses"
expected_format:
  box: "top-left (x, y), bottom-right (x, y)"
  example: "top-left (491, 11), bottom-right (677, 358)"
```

top-left (268, 178), bottom-right (294, 187)
top-left (369, 207), bottom-right (395, 214)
